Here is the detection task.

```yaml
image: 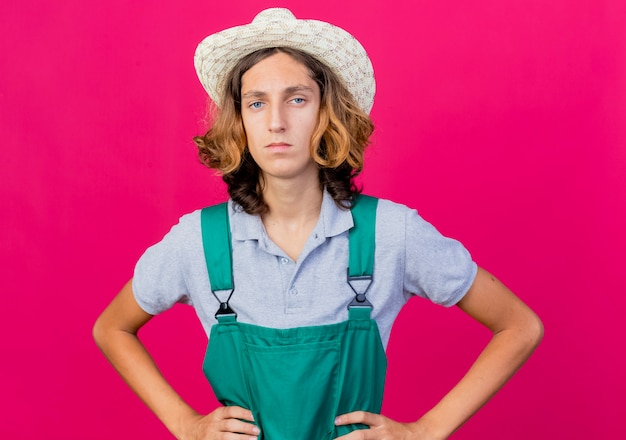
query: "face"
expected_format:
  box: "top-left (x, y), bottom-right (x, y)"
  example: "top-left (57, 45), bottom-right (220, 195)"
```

top-left (240, 52), bottom-right (321, 183)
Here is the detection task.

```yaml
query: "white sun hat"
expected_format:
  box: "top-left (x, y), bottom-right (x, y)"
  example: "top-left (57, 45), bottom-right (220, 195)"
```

top-left (194, 8), bottom-right (375, 114)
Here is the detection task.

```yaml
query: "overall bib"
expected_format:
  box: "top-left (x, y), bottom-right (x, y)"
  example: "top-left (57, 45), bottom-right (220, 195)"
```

top-left (200, 196), bottom-right (387, 439)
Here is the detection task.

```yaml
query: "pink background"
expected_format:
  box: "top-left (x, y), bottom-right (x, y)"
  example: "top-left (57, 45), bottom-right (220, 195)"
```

top-left (1, 0), bottom-right (624, 438)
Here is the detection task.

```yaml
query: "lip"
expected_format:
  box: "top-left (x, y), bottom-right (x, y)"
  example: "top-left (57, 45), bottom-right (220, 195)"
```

top-left (265, 142), bottom-right (292, 151)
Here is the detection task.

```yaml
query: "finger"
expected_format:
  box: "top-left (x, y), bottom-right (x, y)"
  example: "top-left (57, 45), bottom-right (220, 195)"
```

top-left (218, 405), bottom-right (255, 422)
top-left (334, 428), bottom-right (372, 440)
top-left (220, 433), bottom-right (259, 440)
top-left (221, 418), bottom-right (260, 437)
top-left (335, 411), bottom-right (380, 427)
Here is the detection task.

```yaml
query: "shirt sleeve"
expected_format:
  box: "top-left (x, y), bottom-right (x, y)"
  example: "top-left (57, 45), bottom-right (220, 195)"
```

top-left (403, 208), bottom-right (477, 307)
top-left (132, 214), bottom-right (196, 315)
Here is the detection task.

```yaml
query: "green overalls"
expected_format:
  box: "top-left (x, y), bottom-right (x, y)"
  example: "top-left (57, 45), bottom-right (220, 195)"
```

top-left (200, 196), bottom-right (387, 439)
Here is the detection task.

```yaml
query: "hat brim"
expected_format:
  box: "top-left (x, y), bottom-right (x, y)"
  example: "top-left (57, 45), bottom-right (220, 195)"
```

top-left (194, 8), bottom-right (375, 114)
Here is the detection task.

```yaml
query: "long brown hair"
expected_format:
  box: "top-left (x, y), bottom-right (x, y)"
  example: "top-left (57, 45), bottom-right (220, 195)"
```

top-left (194, 47), bottom-right (374, 214)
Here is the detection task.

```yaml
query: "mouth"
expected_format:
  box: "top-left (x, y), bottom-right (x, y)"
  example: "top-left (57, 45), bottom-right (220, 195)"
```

top-left (266, 142), bottom-right (292, 150)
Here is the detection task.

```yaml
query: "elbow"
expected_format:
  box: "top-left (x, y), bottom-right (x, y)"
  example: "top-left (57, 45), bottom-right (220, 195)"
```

top-left (92, 316), bottom-right (103, 348)
top-left (521, 311), bottom-right (544, 354)
top-left (531, 313), bottom-right (544, 347)
top-left (92, 314), bottom-right (109, 351)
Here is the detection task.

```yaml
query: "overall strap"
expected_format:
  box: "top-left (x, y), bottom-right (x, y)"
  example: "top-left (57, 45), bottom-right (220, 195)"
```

top-left (201, 203), bottom-right (236, 320)
top-left (200, 196), bottom-right (379, 320)
top-left (348, 195), bottom-right (378, 278)
top-left (347, 195), bottom-right (378, 314)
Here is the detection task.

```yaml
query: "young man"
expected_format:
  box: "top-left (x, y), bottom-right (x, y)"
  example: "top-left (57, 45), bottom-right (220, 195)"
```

top-left (93, 8), bottom-right (543, 440)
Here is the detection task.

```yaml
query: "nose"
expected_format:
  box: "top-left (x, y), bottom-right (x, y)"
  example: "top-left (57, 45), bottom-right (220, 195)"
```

top-left (268, 104), bottom-right (286, 133)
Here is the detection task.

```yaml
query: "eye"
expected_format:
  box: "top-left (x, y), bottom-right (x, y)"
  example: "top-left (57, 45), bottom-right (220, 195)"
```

top-left (249, 101), bottom-right (263, 109)
top-left (291, 97), bottom-right (305, 104)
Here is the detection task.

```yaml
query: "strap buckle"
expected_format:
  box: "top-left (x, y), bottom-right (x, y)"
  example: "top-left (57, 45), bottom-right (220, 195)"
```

top-left (347, 271), bottom-right (373, 309)
top-left (212, 289), bottom-right (237, 319)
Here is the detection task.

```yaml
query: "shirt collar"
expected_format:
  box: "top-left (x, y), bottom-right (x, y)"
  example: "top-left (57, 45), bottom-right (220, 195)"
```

top-left (230, 189), bottom-right (354, 242)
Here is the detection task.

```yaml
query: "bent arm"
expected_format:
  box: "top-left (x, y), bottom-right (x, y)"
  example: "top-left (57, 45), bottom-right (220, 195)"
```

top-left (93, 281), bottom-right (258, 439)
top-left (335, 267), bottom-right (543, 439)
top-left (414, 266), bottom-right (544, 438)
top-left (92, 280), bottom-right (200, 438)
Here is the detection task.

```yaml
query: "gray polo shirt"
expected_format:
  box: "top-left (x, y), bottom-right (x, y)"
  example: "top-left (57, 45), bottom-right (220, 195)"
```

top-left (133, 191), bottom-right (477, 348)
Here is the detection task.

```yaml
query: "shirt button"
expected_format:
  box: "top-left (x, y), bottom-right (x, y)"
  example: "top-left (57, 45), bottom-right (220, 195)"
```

top-left (280, 257), bottom-right (289, 264)
top-left (290, 288), bottom-right (298, 295)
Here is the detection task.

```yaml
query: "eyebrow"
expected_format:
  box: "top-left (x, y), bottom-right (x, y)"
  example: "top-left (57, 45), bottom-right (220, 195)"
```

top-left (241, 85), bottom-right (316, 100)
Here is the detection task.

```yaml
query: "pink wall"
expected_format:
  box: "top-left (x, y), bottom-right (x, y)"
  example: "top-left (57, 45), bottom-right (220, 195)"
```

top-left (1, 0), bottom-right (624, 438)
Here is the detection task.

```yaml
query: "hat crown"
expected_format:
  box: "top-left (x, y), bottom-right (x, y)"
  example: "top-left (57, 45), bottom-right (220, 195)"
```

top-left (252, 8), bottom-right (296, 24)
top-left (194, 8), bottom-right (375, 113)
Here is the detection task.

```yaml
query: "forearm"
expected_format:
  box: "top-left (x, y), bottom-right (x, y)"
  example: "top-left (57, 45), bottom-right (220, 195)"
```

top-left (93, 281), bottom-right (199, 439)
top-left (414, 321), bottom-right (542, 438)
top-left (95, 327), bottom-right (197, 437)
top-left (409, 267), bottom-right (544, 439)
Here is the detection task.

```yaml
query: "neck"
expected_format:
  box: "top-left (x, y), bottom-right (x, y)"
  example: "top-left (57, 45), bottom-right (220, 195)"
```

top-left (261, 174), bottom-right (323, 224)
top-left (259, 172), bottom-right (324, 261)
